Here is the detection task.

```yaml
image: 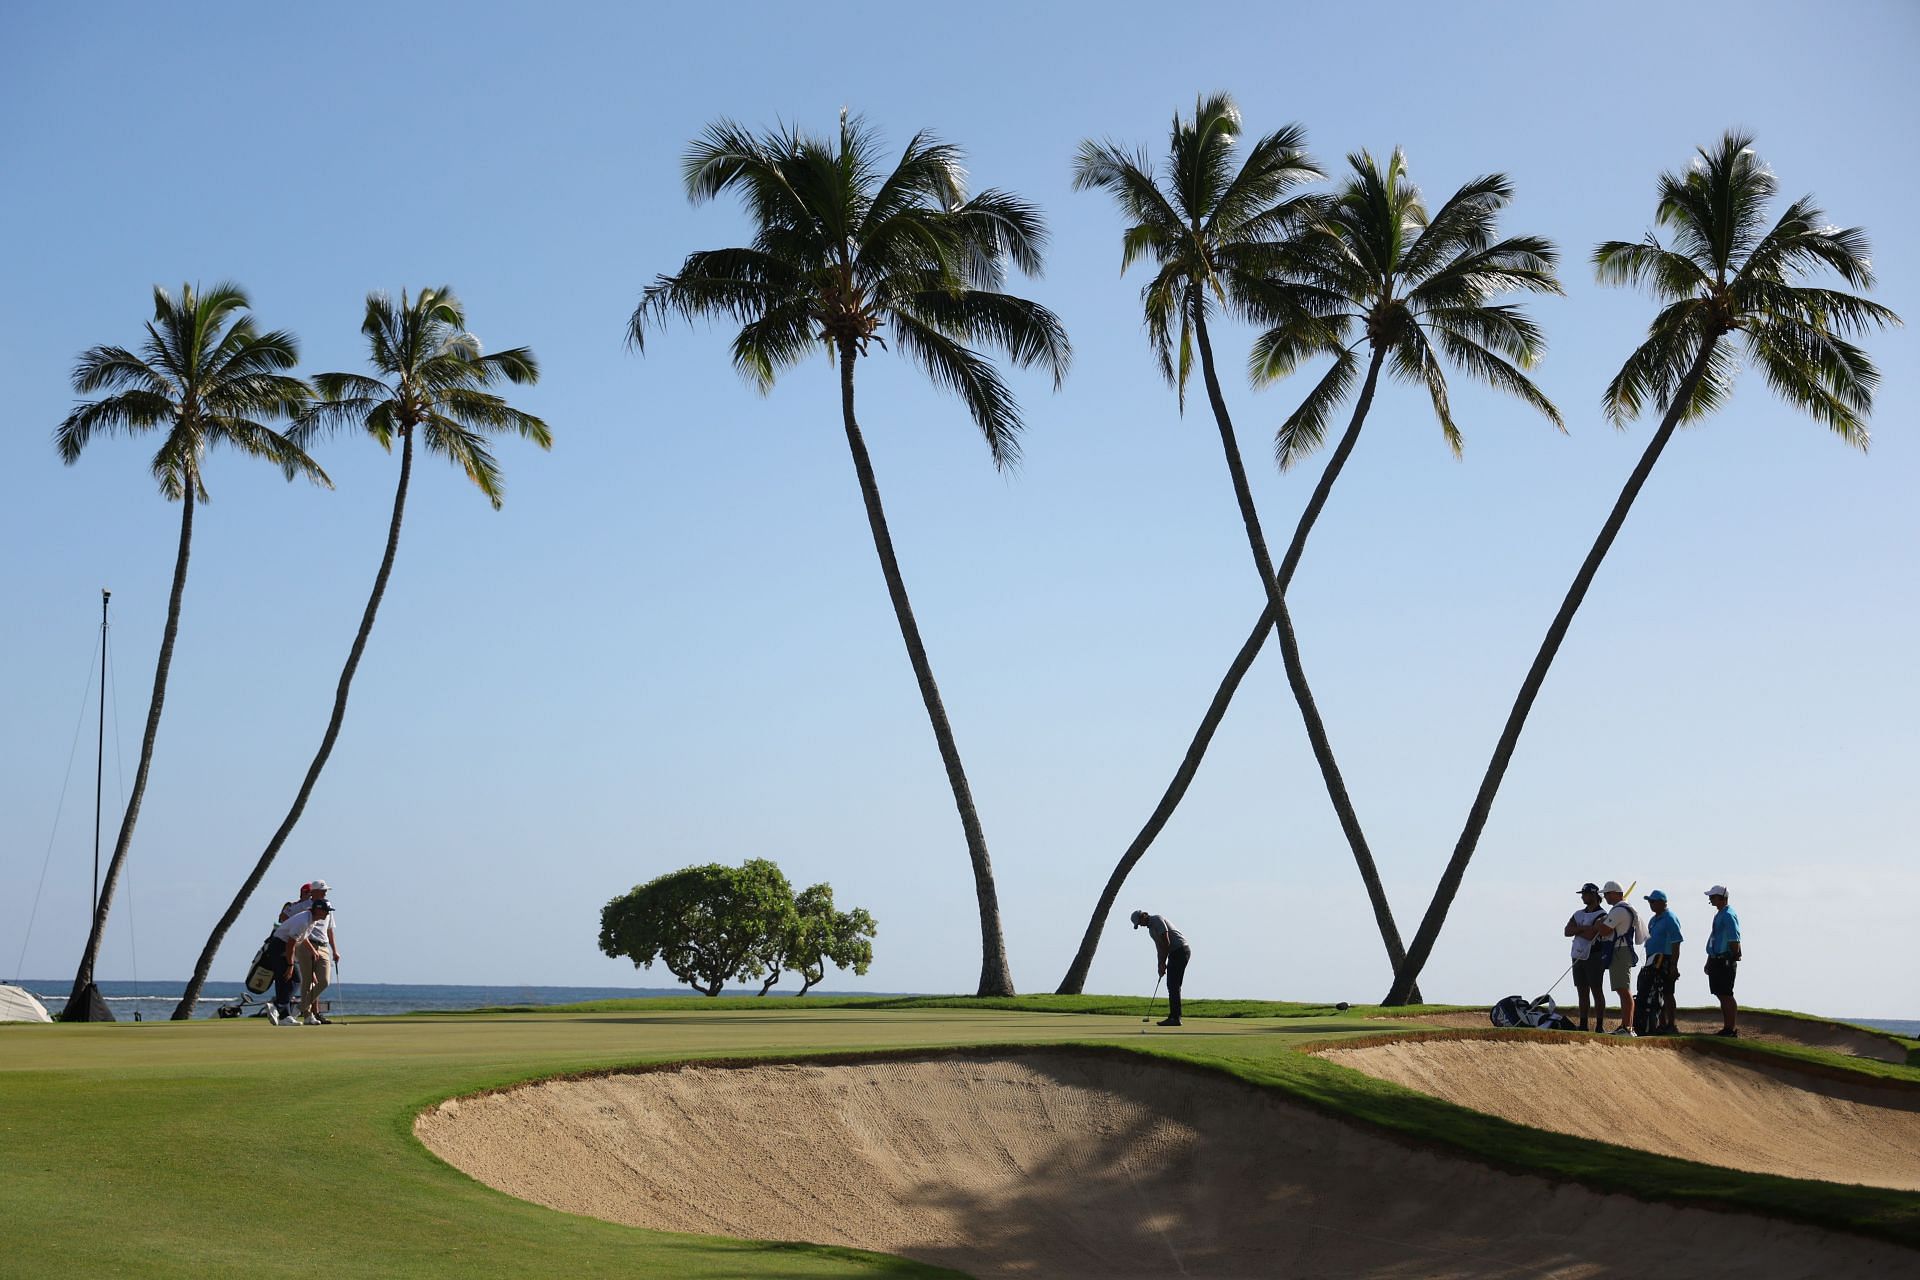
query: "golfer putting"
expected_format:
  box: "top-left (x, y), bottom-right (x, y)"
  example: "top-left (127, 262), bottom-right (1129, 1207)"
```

top-left (1129, 909), bottom-right (1190, 1027)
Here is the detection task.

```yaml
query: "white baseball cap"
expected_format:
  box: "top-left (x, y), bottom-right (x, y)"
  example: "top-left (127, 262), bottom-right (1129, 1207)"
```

top-left (1705, 885), bottom-right (1729, 898)
top-left (309, 879), bottom-right (331, 895)
top-left (1602, 880), bottom-right (1624, 895)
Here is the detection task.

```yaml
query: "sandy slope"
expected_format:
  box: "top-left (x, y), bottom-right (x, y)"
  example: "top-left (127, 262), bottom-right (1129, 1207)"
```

top-left (1375, 1009), bottom-right (1910, 1063)
top-left (1320, 1038), bottom-right (1920, 1190)
top-left (416, 1051), bottom-right (1913, 1278)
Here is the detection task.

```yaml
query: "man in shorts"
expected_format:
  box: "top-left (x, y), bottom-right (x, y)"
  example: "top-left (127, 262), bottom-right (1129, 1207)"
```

top-left (1564, 882), bottom-right (1610, 1031)
top-left (1129, 909), bottom-right (1190, 1027)
top-left (1600, 880), bottom-right (1642, 1036)
top-left (1703, 885), bottom-right (1742, 1037)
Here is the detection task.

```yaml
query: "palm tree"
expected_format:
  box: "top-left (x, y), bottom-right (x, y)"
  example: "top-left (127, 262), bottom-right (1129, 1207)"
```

top-left (629, 113), bottom-right (1069, 996)
top-left (1064, 97), bottom-right (1433, 997)
top-left (1384, 131), bottom-right (1899, 1003)
top-left (55, 282), bottom-right (325, 1019)
top-left (172, 287), bottom-right (547, 1019)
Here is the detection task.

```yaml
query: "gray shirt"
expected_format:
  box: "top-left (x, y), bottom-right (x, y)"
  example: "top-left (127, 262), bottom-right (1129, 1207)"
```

top-left (1144, 914), bottom-right (1189, 953)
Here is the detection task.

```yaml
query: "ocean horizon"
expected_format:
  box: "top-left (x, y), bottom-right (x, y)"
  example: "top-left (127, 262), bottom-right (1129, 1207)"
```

top-left (10, 980), bottom-right (1917, 1035)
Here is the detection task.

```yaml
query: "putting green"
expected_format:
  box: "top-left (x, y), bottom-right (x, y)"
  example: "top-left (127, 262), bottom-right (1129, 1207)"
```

top-left (2, 1005), bottom-right (1915, 1277)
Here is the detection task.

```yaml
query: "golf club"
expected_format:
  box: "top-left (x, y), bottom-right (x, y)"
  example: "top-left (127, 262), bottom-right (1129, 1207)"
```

top-left (1140, 975), bottom-right (1162, 1032)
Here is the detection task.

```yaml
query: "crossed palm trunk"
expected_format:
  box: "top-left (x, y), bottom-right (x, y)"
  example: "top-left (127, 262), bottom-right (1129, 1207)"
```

top-left (1087, 298), bottom-right (1417, 1000)
top-left (171, 432), bottom-right (414, 1019)
top-left (1056, 340), bottom-right (1423, 998)
top-left (64, 474), bottom-right (195, 1017)
top-left (837, 339), bottom-right (1014, 997)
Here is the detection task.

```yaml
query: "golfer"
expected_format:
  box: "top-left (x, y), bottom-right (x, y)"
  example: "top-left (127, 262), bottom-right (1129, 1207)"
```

top-left (1130, 909), bottom-right (1189, 1027)
top-left (1643, 890), bottom-right (1682, 1035)
top-left (1564, 883), bottom-right (1610, 1031)
top-left (1600, 881), bottom-right (1643, 1036)
top-left (1704, 885), bottom-right (1742, 1037)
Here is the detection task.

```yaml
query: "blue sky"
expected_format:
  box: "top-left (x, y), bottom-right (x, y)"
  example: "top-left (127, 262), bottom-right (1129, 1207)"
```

top-left (2, 1), bottom-right (1913, 1015)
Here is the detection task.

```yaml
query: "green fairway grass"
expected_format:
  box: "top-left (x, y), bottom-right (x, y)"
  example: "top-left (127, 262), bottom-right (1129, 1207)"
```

top-left (3, 1003), bottom-right (1915, 1277)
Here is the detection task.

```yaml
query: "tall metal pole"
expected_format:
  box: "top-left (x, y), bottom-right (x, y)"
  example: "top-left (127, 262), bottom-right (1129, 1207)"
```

top-left (94, 589), bottom-right (109, 917)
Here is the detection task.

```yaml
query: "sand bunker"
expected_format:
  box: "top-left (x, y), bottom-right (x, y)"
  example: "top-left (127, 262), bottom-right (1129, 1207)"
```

top-left (1321, 1037), bottom-right (1920, 1191)
top-left (1376, 1009), bottom-right (1910, 1063)
top-left (416, 1051), bottom-right (1912, 1277)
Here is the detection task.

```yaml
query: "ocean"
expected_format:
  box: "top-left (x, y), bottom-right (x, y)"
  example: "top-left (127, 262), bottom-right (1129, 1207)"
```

top-left (15, 980), bottom-right (798, 1019)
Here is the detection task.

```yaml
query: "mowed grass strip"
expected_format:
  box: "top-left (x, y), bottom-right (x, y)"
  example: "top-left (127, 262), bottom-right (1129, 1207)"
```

top-left (2, 1004), bottom-right (1914, 1277)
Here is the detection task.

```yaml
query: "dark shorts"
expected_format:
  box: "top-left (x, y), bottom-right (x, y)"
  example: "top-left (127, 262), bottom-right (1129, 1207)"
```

top-left (1706, 955), bottom-right (1738, 997)
top-left (1572, 955), bottom-right (1607, 989)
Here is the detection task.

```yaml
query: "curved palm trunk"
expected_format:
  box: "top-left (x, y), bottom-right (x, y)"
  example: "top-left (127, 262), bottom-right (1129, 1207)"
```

top-left (1384, 338), bottom-right (1722, 1005)
top-left (836, 341), bottom-right (1014, 996)
top-left (1057, 344), bottom-right (1425, 998)
top-left (172, 432), bottom-right (415, 1019)
top-left (64, 472), bottom-right (196, 1019)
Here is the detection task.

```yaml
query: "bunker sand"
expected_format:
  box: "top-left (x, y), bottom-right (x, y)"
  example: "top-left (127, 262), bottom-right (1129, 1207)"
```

top-left (1321, 1037), bottom-right (1920, 1190)
top-left (417, 1051), bottom-right (1908, 1278)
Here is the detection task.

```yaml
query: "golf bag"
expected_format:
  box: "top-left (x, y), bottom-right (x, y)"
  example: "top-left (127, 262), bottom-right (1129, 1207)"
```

top-left (245, 933), bottom-right (285, 995)
top-left (1634, 961), bottom-right (1672, 1035)
top-left (1489, 993), bottom-right (1575, 1031)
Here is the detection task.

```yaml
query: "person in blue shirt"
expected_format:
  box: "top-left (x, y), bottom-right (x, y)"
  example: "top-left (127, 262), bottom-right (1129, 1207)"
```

top-left (1643, 890), bottom-right (1683, 1035)
top-left (1703, 885), bottom-right (1743, 1037)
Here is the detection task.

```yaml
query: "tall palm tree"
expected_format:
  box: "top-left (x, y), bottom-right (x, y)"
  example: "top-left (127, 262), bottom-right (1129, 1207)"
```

top-left (55, 282), bottom-right (325, 1019)
top-left (1384, 132), bottom-right (1899, 1003)
top-left (172, 288), bottom-right (547, 1019)
top-left (1065, 97), bottom-right (1425, 997)
top-left (630, 113), bottom-right (1069, 996)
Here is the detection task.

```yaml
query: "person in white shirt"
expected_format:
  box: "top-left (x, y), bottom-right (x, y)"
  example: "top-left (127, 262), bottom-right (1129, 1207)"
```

top-left (274, 899), bottom-right (340, 1024)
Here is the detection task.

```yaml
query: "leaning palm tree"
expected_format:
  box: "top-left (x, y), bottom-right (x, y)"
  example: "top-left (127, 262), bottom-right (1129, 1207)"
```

top-left (630, 113), bottom-right (1069, 996)
top-left (1063, 96), bottom-right (1426, 996)
top-left (1384, 131), bottom-right (1899, 1003)
top-left (56, 282), bottom-right (325, 1019)
top-left (172, 287), bottom-right (547, 1019)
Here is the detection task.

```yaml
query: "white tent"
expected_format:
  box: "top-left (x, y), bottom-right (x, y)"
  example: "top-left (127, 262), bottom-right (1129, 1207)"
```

top-left (0, 984), bottom-right (53, 1022)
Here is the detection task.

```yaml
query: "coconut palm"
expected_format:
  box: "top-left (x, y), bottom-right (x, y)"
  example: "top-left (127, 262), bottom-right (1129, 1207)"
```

top-left (630, 113), bottom-right (1069, 996)
top-left (172, 287), bottom-right (547, 1019)
top-left (55, 282), bottom-right (325, 1019)
top-left (1384, 131), bottom-right (1899, 1003)
top-left (1062, 96), bottom-right (1425, 996)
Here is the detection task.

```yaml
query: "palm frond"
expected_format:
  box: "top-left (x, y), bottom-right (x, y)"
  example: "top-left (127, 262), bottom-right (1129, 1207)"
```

top-left (1270, 348), bottom-right (1360, 470)
top-left (889, 309), bottom-right (1024, 469)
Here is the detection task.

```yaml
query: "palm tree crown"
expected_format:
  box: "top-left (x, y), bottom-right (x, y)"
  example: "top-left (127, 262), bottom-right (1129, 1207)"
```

top-left (57, 281), bottom-right (326, 495)
top-left (1594, 130), bottom-right (1898, 440)
top-left (629, 111), bottom-right (1069, 466)
top-left (299, 287), bottom-right (548, 504)
top-left (1258, 149), bottom-right (1564, 467)
top-left (1072, 92), bottom-right (1326, 406)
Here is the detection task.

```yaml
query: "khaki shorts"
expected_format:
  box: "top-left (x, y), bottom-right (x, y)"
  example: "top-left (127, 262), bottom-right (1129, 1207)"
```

top-left (1609, 948), bottom-right (1636, 992)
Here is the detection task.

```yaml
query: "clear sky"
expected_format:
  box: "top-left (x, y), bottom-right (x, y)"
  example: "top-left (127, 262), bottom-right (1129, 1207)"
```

top-left (2, 1), bottom-right (1913, 1016)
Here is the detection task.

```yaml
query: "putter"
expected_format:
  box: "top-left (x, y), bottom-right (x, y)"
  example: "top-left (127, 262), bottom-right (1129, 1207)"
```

top-left (1141, 976), bottom-right (1163, 1032)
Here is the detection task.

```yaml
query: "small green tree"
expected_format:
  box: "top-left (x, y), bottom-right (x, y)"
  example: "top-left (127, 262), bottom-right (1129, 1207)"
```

top-left (788, 884), bottom-right (876, 996)
top-left (599, 859), bottom-right (794, 996)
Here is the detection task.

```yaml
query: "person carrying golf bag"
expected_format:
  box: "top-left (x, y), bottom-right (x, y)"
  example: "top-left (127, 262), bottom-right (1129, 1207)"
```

top-left (1130, 910), bottom-right (1190, 1027)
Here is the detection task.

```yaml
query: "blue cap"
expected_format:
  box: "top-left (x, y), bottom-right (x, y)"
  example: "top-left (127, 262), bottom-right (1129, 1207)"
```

top-left (1645, 889), bottom-right (1668, 902)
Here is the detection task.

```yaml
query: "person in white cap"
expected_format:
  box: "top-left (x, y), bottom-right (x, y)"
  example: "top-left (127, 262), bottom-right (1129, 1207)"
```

top-left (1704, 886), bottom-right (1741, 1036)
top-left (1599, 881), bottom-right (1645, 1035)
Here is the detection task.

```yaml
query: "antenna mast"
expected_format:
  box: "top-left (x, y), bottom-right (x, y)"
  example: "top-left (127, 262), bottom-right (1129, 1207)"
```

top-left (93, 589), bottom-right (109, 916)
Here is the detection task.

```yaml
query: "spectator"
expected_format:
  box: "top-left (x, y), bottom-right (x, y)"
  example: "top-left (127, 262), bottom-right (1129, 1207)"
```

top-left (1643, 889), bottom-right (1683, 1035)
top-left (1704, 885), bottom-right (1742, 1037)
top-left (1601, 880), bottom-right (1644, 1036)
top-left (1565, 883), bottom-right (1610, 1031)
